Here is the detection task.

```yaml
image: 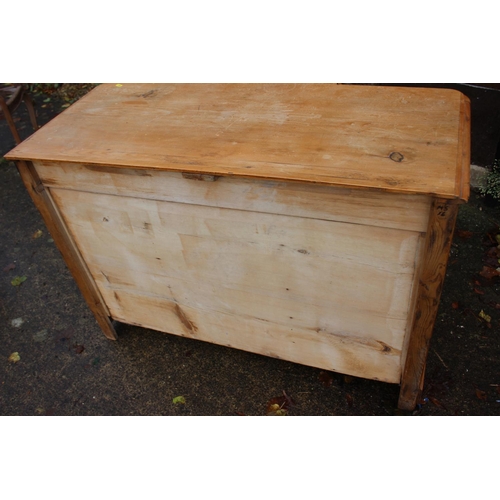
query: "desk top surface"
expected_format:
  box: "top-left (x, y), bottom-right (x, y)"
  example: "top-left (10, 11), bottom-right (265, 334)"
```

top-left (6, 83), bottom-right (470, 200)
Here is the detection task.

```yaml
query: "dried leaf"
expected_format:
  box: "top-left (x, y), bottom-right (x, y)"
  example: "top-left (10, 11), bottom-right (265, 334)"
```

top-left (473, 288), bottom-right (484, 295)
top-left (479, 266), bottom-right (500, 280)
top-left (266, 392), bottom-right (295, 415)
top-left (11, 318), bottom-right (24, 328)
top-left (451, 301), bottom-right (460, 309)
top-left (73, 344), bottom-right (85, 354)
top-left (428, 396), bottom-right (446, 409)
top-left (173, 396), bottom-right (186, 404)
top-left (344, 375), bottom-right (354, 384)
top-left (475, 389), bottom-right (487, 401)
top-left (457, 230), bottom-right (473, 239)
top-left (3, 263), bottom-right (15, 272)
top-left (319, 370), bottom-right (333, 387)
top-left (8, 352), bottom-right (20, 363)
top-left (479, 310), bottom-right (492, 323)
top-left (32, 229), bottom-right (43, 239)
top-left (346, 393), bottom-right (354, 407)
top-left (11, 275), bottom-right (27, 286)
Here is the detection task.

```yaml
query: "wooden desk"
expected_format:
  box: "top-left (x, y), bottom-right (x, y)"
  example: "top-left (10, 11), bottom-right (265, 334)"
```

top-left (6, 84), bottom-right (470, 410)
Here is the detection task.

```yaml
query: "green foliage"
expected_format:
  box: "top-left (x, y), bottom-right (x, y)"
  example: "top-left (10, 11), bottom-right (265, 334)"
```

top-left (11, 276), bottom-right (27, 286)
top-left (481, 159), bottom-right (500, 201)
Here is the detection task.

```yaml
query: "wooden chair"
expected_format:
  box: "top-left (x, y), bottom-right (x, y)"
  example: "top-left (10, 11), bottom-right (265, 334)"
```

top-left (0, 85), bottom-right (39, 145)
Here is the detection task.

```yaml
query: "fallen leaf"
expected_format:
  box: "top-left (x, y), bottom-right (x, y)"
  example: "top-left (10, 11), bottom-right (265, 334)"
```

top-left (32, 229), bottom-right (43, 239)
top-left (473, 288), bottom-right (484, 295)
top-left (479, 310), bottom-right (492, 323)
top-left (11, 275), bottom-right (27, 286)
top-left (61, 104), bottom-right (70, 108)
top-left (346, 393), bottom-right (354, 407)
top-left (43, 97), bottom-right (51, 102)
top-left (3, 263), bottom-right (15, 272)
top-left (73, 344), bottom-right (85, 354)
top-left (319, 370), bottom-right (333, 387)
top-left (11, 318), bottom-right (24, 328)
top-left (479, 266), bottom-right (500, 280)
top-left (428, 396), bottom-right (447, 409)
top-left (457, 230), bottom-right (473, 239)
top-left (266, 392), bottom-right (295, 415)
top-left (8, 352), bottom-right (20, 363)
top-left (475, 389), bottom-right (487, 401)
top-left (451, 302), bottom-right (460, 309)
top-left (344, 375), bottom-right (354, 384)
top-left (173, 396), bottom-right (186, 404)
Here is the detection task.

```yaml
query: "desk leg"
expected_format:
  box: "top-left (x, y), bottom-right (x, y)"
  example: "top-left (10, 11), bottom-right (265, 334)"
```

top-left (14, 160), bottom-right (117, 340)
top-left (398, 198), bottom-right (459, 410)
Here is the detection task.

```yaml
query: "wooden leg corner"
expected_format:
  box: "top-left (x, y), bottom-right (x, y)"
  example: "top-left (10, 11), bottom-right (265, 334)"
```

top-left (398, 198), bottom-right (459, 410)
top-left (15, 160), bottom-right (118, 341)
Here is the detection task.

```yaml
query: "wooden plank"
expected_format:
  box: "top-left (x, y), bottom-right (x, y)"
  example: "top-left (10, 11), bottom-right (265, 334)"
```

top-left (102, 288), bottom-right (402, 383)
top-left (456, 94), bottom-right (471, 202)
top-left (50, 188), bottom-right (427, 381)
top-left (13, 161), bottom-right (117, 340)
top-left (34, 161), bottom-right (432, 232)
top-left (398, 198), bottom-right (459, 410)
top-left (6, 84), bottom-right (469, 201)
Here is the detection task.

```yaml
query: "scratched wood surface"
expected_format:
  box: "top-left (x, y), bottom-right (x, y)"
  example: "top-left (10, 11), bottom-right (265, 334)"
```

top-left (34, 161), bottom-right (432, 232)
top-left (49, 187), bottom-right (427, 382)
top-left (7, 84), bottom-right (469, 201)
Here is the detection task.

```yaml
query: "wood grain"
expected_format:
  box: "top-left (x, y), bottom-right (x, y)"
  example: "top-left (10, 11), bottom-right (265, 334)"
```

top-left (34, 161), bottom-right (432, 232)
top-left (50, 187), bottom-right (427, 382)
top-left (7, 84), bottom-right (470, 201)
top-left (13, 161), bottom-right (117, 340)
top-left (398, 198), bottom-right (459, 410)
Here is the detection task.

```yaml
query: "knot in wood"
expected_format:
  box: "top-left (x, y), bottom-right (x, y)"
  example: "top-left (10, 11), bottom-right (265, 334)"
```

top-left (389, 152), bottom-right (404, 163)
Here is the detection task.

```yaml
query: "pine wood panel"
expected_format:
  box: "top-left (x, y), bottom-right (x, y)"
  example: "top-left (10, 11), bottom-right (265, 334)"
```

top-left (50, 188), bottom-right (426, 382)
top-left (7, 84), bottom-right (469, 200)
top-left (34, 161), bottom-right (431, 232)
top-left (103, 288), bottom-right (402, 383)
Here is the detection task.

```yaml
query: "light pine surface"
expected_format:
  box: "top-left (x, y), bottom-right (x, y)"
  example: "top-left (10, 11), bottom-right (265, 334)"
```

top-left (34, 161), bottom-right (432, 232)
top-left (50, 184), bottom-right (428, 383)
top-left (8, 84), bottom-right (469, 200)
